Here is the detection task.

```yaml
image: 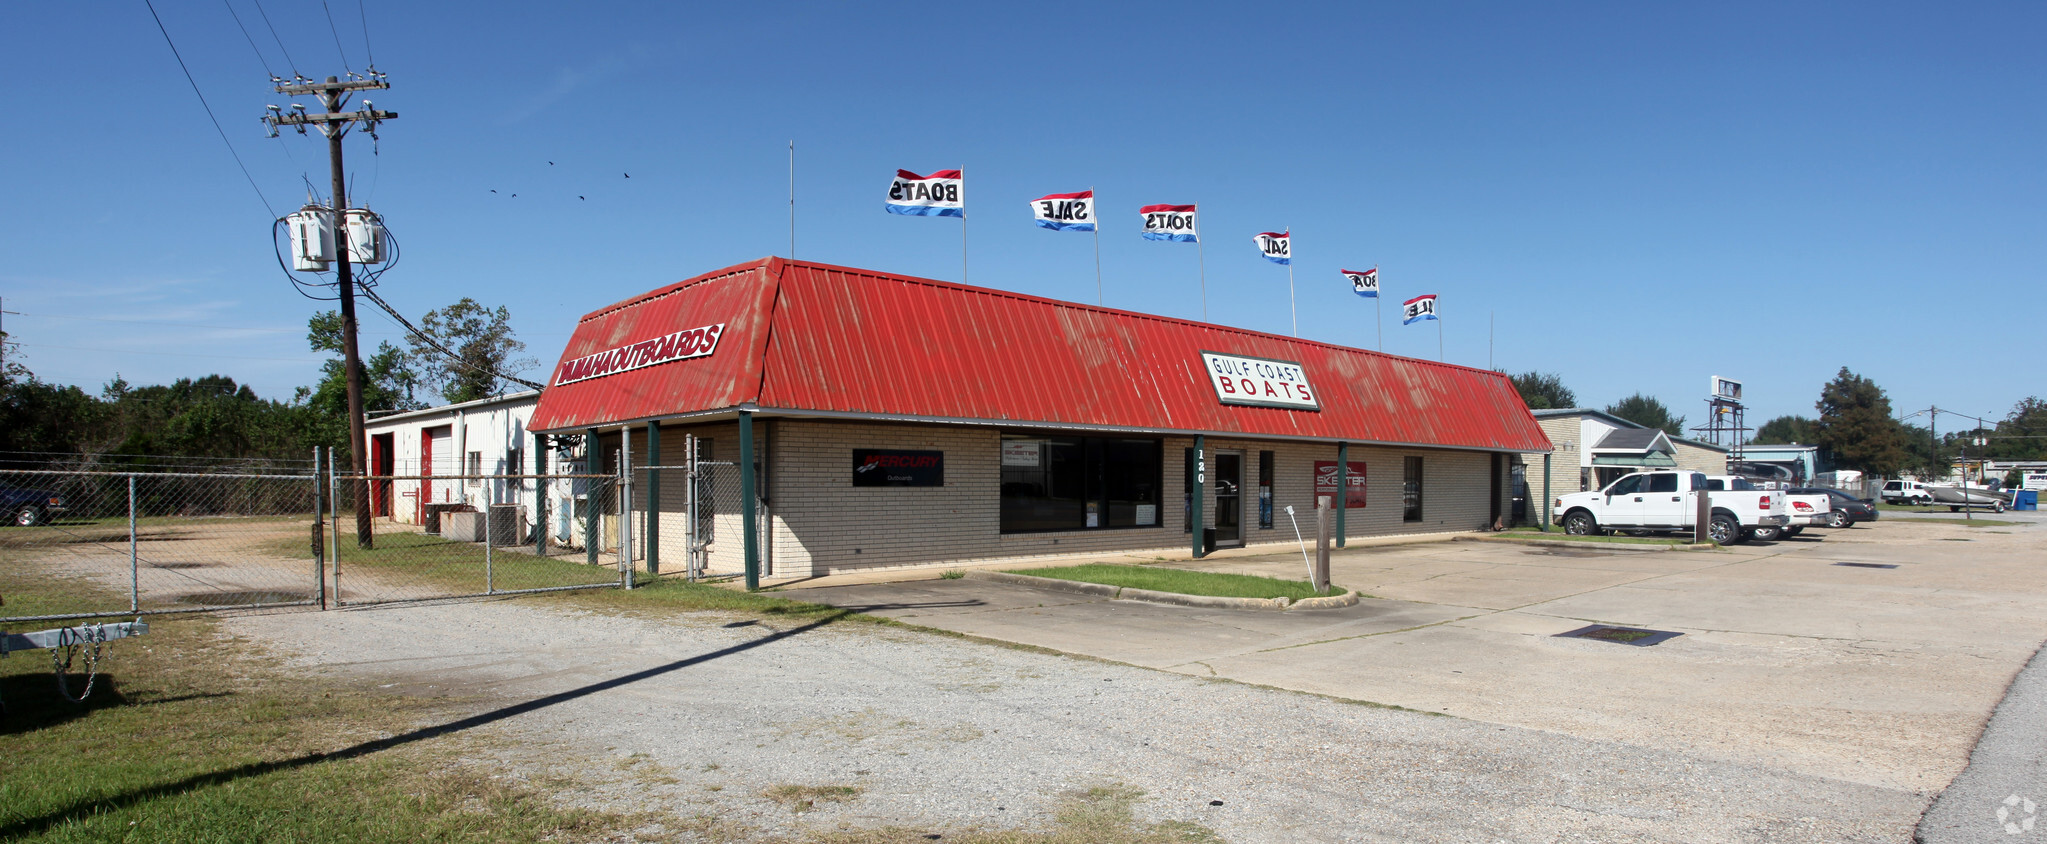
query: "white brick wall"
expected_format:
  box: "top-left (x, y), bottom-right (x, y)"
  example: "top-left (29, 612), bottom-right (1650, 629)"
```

top-left (617, 418), bottom-right (1516, 577)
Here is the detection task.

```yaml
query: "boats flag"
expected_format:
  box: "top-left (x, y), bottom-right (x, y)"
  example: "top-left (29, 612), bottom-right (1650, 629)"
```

top-left (885, 169), bottom-right (964, 217)
top-left (1343, 268), bottom-right (1378, 298)
top-left (1139, 204), bottom-right (1199, 242)
top-left (1403, 294), bottom-right (1438, 324)
top-left (1254, 231), bottom-right (1291, 265)
top-left (1029, 190), bottom-right (1095, 232)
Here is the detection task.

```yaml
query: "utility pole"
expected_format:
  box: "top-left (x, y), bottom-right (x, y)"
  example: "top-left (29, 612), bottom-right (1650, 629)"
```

top-left (266, 74), bottom-right (396, 548)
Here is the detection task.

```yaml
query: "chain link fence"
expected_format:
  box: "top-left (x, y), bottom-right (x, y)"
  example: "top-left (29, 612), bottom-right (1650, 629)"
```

top-left (0, 468), bottom-right (321, 622)
top-left (635, 459), bottom-right (765, 582)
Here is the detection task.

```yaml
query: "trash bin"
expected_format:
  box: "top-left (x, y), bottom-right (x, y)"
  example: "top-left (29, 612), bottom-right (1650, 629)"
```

top-left (2015, 490), bottom-right (2039, 511)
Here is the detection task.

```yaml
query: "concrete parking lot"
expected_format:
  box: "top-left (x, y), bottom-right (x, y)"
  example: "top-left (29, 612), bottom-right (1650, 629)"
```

top-left (790, 513), bottom-right (2047, 798)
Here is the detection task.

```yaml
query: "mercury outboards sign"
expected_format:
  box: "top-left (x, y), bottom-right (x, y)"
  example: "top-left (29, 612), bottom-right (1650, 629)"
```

top-left (852, 450), bottom-right (944, 487)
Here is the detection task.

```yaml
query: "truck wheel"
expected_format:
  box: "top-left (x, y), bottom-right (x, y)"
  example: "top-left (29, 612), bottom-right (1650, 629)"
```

top-left (1783, 526), bottom-right (1804, 537)
top-left (1749, 525), bottom-right (1783, 542)
top-left (1563, 511), bottom-right (1598, 536)
top-left (1825, 510), bottom-right (1850, 528)
top-left (13, 505), bottom-right (41, 527)
top-left (1707, 513), bottom-right (1741, 545)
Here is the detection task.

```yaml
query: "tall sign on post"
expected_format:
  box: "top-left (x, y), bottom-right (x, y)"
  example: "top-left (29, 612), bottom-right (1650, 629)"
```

top-left (266, 74), bottom-right (397, 549)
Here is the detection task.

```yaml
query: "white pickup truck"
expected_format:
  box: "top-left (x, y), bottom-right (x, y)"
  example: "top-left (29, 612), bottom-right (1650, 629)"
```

top-left (1706, 476), bottom-right (1829, 540)
top-left (1554, 470), bottom-right (1789, 545)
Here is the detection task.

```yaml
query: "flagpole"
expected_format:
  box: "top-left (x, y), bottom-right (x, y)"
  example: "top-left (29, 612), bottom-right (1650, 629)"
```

top-left (1438, 307), bottom-right (1445, 362)
top-left (1286, 228), bottom-right (1297, 337)
top-left (1091, 186), bottom-right (1103, 306)
top-left (1197, 233), bottom-right (1208, 322)
top-left (962, 213), bottom-right (968, 284)
top-left (788, 140), bottom-right (795, 259)
top-left (1375, 266), bottom-right (1383, 351)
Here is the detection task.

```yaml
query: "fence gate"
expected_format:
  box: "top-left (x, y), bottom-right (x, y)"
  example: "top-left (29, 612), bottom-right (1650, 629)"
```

top-left (0, 469), bottom-right (321, 624)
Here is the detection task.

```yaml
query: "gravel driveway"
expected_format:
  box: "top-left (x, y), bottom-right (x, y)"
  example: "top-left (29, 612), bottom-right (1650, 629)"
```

top-left (229, 598), bottom-right (1921, 842)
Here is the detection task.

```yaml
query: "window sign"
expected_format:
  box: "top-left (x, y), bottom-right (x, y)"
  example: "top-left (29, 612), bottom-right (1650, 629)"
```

top-left (1001, 440), bottom-right (1042, 467)
top-left (852, 450), bottom-right (944, 487)
top-left (1200, 351), bottom-right (1320, 411)
top-left (1314, 461), bottom-right (1368, 508)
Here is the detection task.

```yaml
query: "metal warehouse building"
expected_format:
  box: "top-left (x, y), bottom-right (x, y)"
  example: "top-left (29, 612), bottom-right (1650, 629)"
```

top-left (526, 258), bottom-right (1552, 584)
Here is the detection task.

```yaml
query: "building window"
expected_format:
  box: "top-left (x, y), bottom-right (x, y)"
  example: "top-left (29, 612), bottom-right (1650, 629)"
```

top-left (467, 451), bottom-right (483, 486)
top-left (1001, 434), bottom-right (1160, 533)
top-left (508, 445), bottom-right (525, 488)
top-left (1402, 456), bottom-right (1424, 522)
top-left (1258, 450), bottom-right (1274, 529)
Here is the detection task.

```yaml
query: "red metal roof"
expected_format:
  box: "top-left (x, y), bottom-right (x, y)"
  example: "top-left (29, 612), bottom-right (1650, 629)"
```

top-left (528, 258), bottom-right (1552, 453)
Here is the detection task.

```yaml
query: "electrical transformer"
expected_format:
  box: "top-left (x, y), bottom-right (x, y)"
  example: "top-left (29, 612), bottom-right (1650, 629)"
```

top-left (343, 208), bottom-right (388, 265)
top-left (287, 205), bottom-right (334, 272)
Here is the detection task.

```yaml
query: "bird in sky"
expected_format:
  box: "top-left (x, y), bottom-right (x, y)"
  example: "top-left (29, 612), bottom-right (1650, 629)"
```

top-left (623, 172), bottom-right (630, 178)
top-left (490, 189), bottom-right (497, 194)
top-left (548, 161), bottom-right (555, 166)
top-left (579, 195), bottom-right (586, 200)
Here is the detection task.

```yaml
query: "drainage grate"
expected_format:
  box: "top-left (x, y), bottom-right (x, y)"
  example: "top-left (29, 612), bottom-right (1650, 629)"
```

top-left (1555, 625), bottom-right (1683, 647)
top-left (1834, 562), bottom-right (1899, 569)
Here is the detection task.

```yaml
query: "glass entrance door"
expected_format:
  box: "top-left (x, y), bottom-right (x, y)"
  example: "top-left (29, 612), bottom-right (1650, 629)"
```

top-left (1214, 451), bottom-right (1243, 546)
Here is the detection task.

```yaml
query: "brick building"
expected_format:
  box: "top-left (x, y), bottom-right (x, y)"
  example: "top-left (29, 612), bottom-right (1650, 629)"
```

top-left (526, 258), bottom-right (1552, 582)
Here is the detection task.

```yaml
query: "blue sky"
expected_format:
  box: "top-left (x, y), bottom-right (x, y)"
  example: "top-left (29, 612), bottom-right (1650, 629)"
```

top-left (3, 2), bottom-right (2040, 432)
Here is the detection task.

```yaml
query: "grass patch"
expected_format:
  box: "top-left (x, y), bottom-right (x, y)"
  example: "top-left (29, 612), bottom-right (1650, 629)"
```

top-left (0, 564), bottom-right (636, 843)
top-left (267, 528), bottom-right (619, 595)
top-left (808, 782), bottom-right (1221, 843)
top-left (940, 570), bottom-right (966, 580)
top-left (1007, 564), bottom-right (1341, 601)
top-left (762, 783), bottom-right (861, 812)
top-left (1502, 527), bottom-right (1697, 545)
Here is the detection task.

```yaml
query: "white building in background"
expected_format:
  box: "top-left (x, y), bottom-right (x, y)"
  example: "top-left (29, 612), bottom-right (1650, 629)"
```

top-left (362, 390), bottom-right (587, 545)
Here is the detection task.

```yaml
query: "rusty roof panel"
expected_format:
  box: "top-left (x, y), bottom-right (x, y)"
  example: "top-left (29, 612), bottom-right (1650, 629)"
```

top-left (529, 258), bottom-right (1552, 453)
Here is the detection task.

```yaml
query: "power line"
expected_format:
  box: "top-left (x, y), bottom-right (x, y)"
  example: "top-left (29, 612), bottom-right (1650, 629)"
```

top-left (250, 0), bottom-right (300, 79)
top-left (356, 0), bottom-right (376, 69)
top-left (221, 0), bottom-right (275, 80)
top-left (142, 0), bottom-right (278, 220)
top-left (321, 0), bottom-right (353, 74)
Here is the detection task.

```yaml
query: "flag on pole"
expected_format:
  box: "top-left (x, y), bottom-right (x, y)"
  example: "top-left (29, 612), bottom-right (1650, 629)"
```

top-left (1139, 204), bottom-right (1199, 242)
top-left (1343, 268), bottom-right (1379, 298)
top-left (1403, 294), bottom-right (1438, 324)
top-left (884, 169), bottom-right (964, 217)
top-left (1029, 190), bottom-right (1095, 232)
top-left (1253, 230), bottom-right (1291, 265)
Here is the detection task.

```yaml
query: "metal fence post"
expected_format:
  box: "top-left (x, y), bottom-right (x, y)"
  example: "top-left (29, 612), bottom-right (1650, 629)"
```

top-left (128, 474), bottom-right (138, 614)
top-left (646, 421), bottom-right (660, 575)
top-left (330, 447), bottom-right (343, 605)
top-left (485, 502), bottom-right (495, 594)
top-left (684, 433), bottom-right (698, 582)
top-left (312, 447), bottom-right (326, 610)
top-left (585, 428), bottom-right (600, 566)
top-left (533, 431), bottom-right (548, 557)
top-left (741, 410), bottom-right (759, 591)
top-left (621, 426), bottom-right (634, 589)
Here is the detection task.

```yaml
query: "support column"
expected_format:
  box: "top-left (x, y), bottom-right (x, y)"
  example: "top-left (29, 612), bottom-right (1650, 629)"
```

top-left (1191, 435), bottom-right (1206, 559)
top-left (586, 427), bottom-right (600, 564)
top-left (1541, 453), bottom-right (1552, 532)
top-left (646, 421), bottom-right (661, 575)
top-left (533, 432), bottom-right (548, 555)
top-left (741, 410), bottom-right (759, 590)
top-left (1335, 442), bottom-right (1349, 548)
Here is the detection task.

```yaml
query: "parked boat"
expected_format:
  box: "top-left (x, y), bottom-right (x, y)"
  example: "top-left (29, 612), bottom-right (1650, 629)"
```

top-left (1929, 485), bottom-right (2010, 511)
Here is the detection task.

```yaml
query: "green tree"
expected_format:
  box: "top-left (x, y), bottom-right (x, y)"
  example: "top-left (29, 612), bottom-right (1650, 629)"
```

top-left (1812, 367), bottom-right (1908, 476)
top-left (1510, 371), bottom-right (1576, 410)
top-left (406, 299), bottom-right (535, 404)
top-left (1605, 393), bottom-right (1686, 437)
top-left (1751, 415), bottom-right (1817, 445)
top-left (1991, 397), bottom-right (2047, 461)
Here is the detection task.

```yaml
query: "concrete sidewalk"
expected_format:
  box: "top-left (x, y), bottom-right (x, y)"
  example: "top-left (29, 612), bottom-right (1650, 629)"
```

top-left (787, 517), bottom-right (2047, 801)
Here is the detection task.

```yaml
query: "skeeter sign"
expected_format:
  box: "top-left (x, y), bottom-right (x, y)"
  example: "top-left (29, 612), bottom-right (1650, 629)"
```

top-left (1200, 351), bottom-right (1320, 411)
top-left (553, 323), bottom-right (726, 386)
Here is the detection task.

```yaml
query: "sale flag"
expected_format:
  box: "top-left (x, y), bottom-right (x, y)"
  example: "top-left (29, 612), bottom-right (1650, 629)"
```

top-left (1029, 190), bottom-right (1095, 232)
top-left (1253, 230), bottom-right (1291, 265)
top-left (1403, 294), bottom-right (1438, 324)
top-left (1139, 204), bottom-right (1199, 242)
top-left (1343, 268), bottom-right (1379, 298)
top-left (884, 169), bottom-right (964, 217)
